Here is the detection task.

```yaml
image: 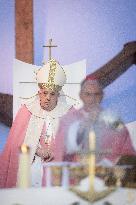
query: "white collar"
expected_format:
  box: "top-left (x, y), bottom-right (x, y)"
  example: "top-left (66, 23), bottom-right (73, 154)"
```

top-left (25, 95), bottom-right (72, 119)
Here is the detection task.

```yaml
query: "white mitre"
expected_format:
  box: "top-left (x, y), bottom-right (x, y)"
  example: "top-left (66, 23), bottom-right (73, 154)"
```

top-left (36, 59), bottom-right (66, 91)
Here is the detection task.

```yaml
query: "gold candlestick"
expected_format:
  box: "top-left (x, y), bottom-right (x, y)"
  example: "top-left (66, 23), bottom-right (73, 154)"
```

top-left (17, 144), bottom-right (31, 188)
top-left (70, 130), bottom-right (116, 202)
top-left (89, 130), bottom-right (96, 192)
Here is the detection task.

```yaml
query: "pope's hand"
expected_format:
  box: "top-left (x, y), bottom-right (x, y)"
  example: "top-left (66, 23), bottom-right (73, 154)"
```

top-left (36, 147), bottom-right (54, 161)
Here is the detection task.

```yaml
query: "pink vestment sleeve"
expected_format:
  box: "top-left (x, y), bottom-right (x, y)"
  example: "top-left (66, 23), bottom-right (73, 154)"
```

top-left (101, 126), bottom-right (136, 163)
top-left (119, 127), bottom-right (136, 156)
top-left (0, 105), bottom-right (31, 188)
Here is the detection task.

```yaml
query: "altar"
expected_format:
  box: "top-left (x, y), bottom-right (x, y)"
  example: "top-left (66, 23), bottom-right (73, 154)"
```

top-left (0, 186), bottom-right (136, 205)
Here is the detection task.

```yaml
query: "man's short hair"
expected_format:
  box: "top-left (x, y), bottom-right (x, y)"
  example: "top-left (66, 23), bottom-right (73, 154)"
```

top-left (80, 78), bottom-right (103, 92)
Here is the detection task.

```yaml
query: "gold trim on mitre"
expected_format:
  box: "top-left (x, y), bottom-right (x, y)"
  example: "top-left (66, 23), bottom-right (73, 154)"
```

top-left (38, 83), bottom-right (62, 92)
top-left (37, 59), bottom-right (66, 92)
top-left (48, 59), bottom-right (57, 86)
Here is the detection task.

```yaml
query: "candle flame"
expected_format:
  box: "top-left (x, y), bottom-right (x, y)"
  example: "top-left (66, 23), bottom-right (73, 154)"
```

top-left (21, 144), bottom-right (29, 153)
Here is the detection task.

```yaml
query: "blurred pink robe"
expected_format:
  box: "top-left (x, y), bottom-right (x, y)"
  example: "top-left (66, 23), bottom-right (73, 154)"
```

top-left (58, 107), bottom-right (136, 164)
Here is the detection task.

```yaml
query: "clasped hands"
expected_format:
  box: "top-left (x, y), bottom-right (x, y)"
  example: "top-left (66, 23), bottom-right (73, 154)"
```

top-left (36, 147), bottom-right (54, 162)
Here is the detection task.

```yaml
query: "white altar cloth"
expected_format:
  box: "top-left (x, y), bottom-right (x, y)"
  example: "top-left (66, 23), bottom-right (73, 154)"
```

top-left (0, 187), bottom-right (136, 205)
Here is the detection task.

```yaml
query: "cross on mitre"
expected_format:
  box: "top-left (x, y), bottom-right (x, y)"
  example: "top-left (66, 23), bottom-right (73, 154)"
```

top-left (43, 39), bottom-right (57, 61)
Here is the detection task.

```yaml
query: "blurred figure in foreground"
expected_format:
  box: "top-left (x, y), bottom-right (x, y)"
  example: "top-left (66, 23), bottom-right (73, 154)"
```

top-left (59, 75), bottom-right (136, 165)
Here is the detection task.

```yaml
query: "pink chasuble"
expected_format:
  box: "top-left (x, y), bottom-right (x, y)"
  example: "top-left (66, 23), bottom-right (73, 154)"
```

top-left (0, 105), bottom-right (31, 188)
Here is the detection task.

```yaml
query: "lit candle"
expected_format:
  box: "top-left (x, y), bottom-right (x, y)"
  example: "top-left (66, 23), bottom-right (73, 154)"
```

top-left (17, 144), bottom-right (31, 188)
top-left (88, 130), bottom-right (96, 192)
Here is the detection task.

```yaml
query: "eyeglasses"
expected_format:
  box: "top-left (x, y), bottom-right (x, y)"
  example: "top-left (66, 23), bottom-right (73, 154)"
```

top-left (82, 92), bottom-right (103, 97)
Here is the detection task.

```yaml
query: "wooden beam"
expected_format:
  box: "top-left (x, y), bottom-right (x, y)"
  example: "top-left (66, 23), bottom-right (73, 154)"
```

top-left (0, 0), bottom-right (34, 127)
top-left (0, 93), bottom-right (13, 127)
top-left (89, 41), bottom-right (136, 88)
top-left (15, 0), bottom-right (33, 63)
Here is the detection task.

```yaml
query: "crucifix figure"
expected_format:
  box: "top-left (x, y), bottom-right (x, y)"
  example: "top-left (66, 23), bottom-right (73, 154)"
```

top-left (43, 39), bottom-right (58, 61)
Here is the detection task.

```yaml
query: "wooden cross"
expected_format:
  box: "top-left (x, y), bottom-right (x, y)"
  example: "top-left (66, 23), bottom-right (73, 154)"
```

top-left (43, 39), bottom-right (57, 60)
